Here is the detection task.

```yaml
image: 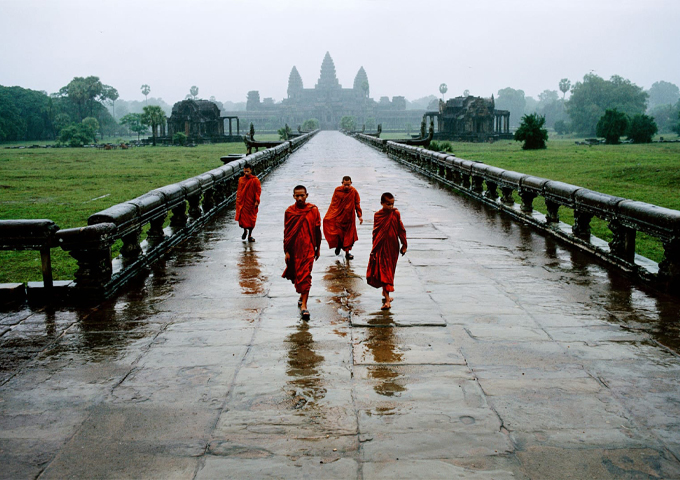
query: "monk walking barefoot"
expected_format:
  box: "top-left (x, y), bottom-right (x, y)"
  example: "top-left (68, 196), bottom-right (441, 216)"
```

top-left (282, 185), bottom-right (322, 321)
top-left (235, 163), bottom-right (261, 242)
top-left (366, 192), bottom-right (407, 310)
top-left (323, 175), bottom-right (363, 260)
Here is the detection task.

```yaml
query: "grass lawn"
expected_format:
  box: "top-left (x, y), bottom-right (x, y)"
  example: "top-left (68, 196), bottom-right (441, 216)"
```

top-left (0, 141), bottom-right (249, 282)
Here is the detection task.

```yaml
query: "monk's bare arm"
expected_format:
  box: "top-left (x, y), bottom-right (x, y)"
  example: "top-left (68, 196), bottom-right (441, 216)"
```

top-left (398, 212), bottom-right (408, 255)
top-left (314, 225), bottom-right (322, 260)
top-left (355, 191), bottom-right (363, 224)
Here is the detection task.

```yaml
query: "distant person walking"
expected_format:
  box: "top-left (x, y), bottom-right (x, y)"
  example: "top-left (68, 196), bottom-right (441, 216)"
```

top-left (235, 163), bottom-right (261, 242)
top-left (282, 185), bottom-right (322, 320)
top-left (366, 192), bottom-right (407, 310)
top-left (323, 175), bottom-right (363, 260)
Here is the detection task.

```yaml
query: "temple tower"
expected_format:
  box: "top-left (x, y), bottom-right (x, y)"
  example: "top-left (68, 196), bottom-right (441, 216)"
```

top-left (315, 52), bottom-right (341, 90)
top-left (287, 66), bottom-right (303, 100)
top-left (353, 66), bottom-right (369, 98)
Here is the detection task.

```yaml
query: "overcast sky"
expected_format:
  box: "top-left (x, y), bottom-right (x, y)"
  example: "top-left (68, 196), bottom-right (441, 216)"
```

top-left (1, 0), bottom-right (678, 105)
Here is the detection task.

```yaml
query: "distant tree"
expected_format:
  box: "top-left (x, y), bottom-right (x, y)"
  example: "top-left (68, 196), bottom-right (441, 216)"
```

top-left (554, 120), bottom-right (571, 135)
top-left (463, 89), bottom-right (470, 97)
top-left (81, 117), bottom-right (100, 140)
top-left (596, 109), bottom-right (629, 144)
top-left (141, 105), bottom-right (166, 146)
top-left (567, 73), bottom-right (647, 136)
top-left (647, 81), bottom-right (680, 109)
top-left (301, 118), bottom-right (319, 131)
top-left (189, 86), bottom-right (199, 100)
top-left (340, 116), bottom-right (356, 131)
top-left (514, 113), bottom-right (548, 150)
top-left (0, 85), bottom-right (54, 141)
top-left (627, 114), bottom-right (658, 143)
top-left (648, 102), bottom-right (680, 133)
top-left (439, 83), bottom-right (448, 100)
top-left (141, 84), bottom-right (150, 104)
top-left (277, 124), bottom-right (292, 140)
top-left (53, 113), bottom-right (71, 132)
top-left (559, 78), bottom-right (571, 100)
top-left (496, 87), bottom-right (526, 129)
top-left (173, 132), bottom-right (187, 146)
top-left (59, 76), bottom-right (105, 121)
top-left (102, 85), bottom-right (119, 119)
top-left (535, 90), bottom-right (566, 128)
top-left (365, 117), bottom-right (377, 131)
top-left (673, 110), bottom-right (680, 135)
top-left (119, 113), bottom-right (146, 140)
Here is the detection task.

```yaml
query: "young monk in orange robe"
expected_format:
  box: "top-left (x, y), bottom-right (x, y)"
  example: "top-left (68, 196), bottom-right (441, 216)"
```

top-left (323, 175), bottom-right (363, 260)
top-left (235, 163), bottom-right (261, 242)
top-left (366, 192), bottom-right (407, 310)
top-left (282, 185), bottom-right (322, 320)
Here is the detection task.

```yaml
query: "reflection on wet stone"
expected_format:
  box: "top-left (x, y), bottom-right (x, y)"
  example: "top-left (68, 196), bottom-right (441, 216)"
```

top-left (364, 327), bottom-right (407, 397)
top-left (286, 323), bottom-right (326, 408)
top-left (238, 245), bottom-right (265, 295)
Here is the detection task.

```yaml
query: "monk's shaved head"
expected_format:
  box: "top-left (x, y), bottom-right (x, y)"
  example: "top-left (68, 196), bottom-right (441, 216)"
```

top-left (380, 192), bottom-right (394, 204)
top-left (342, 176), bottom-right (352, 182)
top-left (294, 185), bottom-right (307, 194)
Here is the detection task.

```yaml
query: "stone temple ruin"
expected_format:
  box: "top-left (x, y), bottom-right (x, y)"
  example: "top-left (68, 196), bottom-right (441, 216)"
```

top-left (158, 99), bottom-right (242, 144)
top-left (424, 96), bottom-right (513, 142)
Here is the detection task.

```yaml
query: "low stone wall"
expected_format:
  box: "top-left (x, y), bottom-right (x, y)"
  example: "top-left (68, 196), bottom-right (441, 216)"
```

top-left (353, 133), bottom-right (680, 295)
top-left (0, 131), bottom-right (318, 303)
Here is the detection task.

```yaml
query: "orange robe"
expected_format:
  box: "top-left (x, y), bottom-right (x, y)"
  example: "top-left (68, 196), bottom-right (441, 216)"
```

top-left (282, 203), bottom-right (321, 294)
top-left (235, 175), bottom-right (261, 229)
top-left (366, 209), bottom-right (407, 292)
top-left (323, 186), bottom-right (362, 251)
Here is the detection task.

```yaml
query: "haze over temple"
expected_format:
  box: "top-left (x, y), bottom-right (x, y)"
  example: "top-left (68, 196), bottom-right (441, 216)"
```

top-left (230, 52), bottom-right (424, 131)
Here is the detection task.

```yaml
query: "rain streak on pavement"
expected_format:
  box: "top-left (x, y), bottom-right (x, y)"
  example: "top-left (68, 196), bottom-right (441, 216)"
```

top-left (2, 131), bottom-right (680, 479)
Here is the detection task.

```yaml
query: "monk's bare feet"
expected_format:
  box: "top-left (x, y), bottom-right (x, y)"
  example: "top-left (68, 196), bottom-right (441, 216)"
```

top-left (381, 301), bottom-right (391, 310)
top-left (241, 230), bottom-right (247, 240)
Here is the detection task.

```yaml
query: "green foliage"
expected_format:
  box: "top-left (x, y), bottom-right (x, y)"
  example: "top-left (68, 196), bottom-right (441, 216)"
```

top-left (141, 84), bottom-right (150, 103)
top-left (340, 115), bottom-right (356, 131)
top-left (559, 78), bottom-right (571, 99)
top-left (365, 117), bottom-right (377, 131)
top-left (496, 87), bottom-right (526, 128)
top-left (514, 113), bottom-right (548, 150)
top-left (0, 86), bottom-right (54, 141)
top-left (627, 114), bottom-right (658, 143)
top-left (566, 73), bottom-right (647, 136)
top-left (674, 110), bottom-right (680, 135)
top-left (554, 120), bottom-right (571, 135)
top-left (173, 132), bottom-right (187, 146)
top-left (427, 140), bottom-right (454, 153)
top-left (141, 105), bottom-right (166, 146)
top-left (119, 113), bottom-right (147, 140)
top-left (189, 86), bottom-right (199, 100)
top-left (277, 124), bottom-right (292, 140)
top-left (596, 109), bottom-right (629, 144)
top-left (647, 81), bottom-right (680, 109)
top-left (301, 118), bottom-right (319, 131)
top-left (58, 122), bottom-right (97, 147)
top-left (648, 102), bottom-right (680, 133)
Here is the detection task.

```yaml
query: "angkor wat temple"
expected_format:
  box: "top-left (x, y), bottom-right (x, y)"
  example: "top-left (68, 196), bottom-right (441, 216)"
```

top-left (225, 52), bottom-right (424, 132)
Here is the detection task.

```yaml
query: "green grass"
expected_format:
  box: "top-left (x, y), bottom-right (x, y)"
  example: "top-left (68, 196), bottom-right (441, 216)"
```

top-left (0, 142), bottom-right (249, 282)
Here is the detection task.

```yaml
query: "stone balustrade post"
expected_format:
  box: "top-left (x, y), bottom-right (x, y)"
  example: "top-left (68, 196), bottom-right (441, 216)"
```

top-left (121, 229), bottom-right (142, 259)
top-left (519, 191), bottom-right (537, 213)
top-left (573, 210), bottom-right (593, 239)
top-left (485, 181), bottom-right (499, 200)
top-left (187, 194), bottom-right (202, 219)
top-left (146, 214), bottom-right (166, 247)
top-left (545, 200), bottom-right (560, 223)
top-left (608, 220), bottom-right (636, 263)
top-left (462, 173), bottom-right (471, 190)
top-left (658, 239), bottom-right (680, 291)
top-left (170, 201), bottom-right (188, 228)
top-left (203, 189), bottom-right (215, 212)
top-left (452, 171), bottom-right (462, 185)
top-left (57, 223), bottom-right (116, 291)
top-left (500, 187), bottom-right (515, 205)
top-left (471, 176), bottom-right (484, 194)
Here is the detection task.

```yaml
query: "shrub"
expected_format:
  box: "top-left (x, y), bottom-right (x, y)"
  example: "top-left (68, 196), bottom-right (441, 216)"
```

top-left (173, 132), bottom-right (187, 146)
top-left (514, 113), bottom-right (548, 150)
top-left (427, 140), bottom-right (454, 153)
top-left (554, 120), bottom-right (571, 135)
top-left (596, 109), bottom-right (629, 144)
top-left (627, 114), bottom-right (658, 143)
top-left (57, 123), bottom-right (97, 147)
top-left (301, 118), bottom-right (319, 131)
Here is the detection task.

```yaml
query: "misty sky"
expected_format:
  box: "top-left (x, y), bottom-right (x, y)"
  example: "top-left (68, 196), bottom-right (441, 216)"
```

top-left (1, 0), bottom-right (678, 105)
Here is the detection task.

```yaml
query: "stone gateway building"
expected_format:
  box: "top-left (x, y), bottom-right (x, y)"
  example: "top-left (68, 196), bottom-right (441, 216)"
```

top-left (425, 96), bottom-right (513, 142)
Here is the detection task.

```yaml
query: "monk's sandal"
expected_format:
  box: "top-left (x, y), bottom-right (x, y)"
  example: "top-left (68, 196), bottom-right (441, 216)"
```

top-left (301, 310), bottom-right (310, 321)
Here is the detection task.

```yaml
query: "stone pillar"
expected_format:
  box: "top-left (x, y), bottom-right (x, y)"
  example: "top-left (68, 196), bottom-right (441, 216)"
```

top-left (228, 118), bottom-right (233, 136)
top-left (236, 118), bottom-right (240, 135)
top-left (572, 210), bottom-right (593, 239)
top-left (485, 181), bottom-right (499, 200)
top-left (57, 223), bottom-right (116, 291)
top-left (170, 201), bottom-right (188, 228)
top-left (608, 220), bottom-right (636, 263)
top-left (519, 191), bottom-right (537, 213)
top-left (658, 239), bottom-right (680, 293)
top-left (471, 176), bottom-right (484, 194)
top-left (545, 200), bottom-right (560, 223)
top-left (146, 213), bottom-right (167, 247)
top-left (121, 229), bottom-right (142, 259)
top-left (187, 194), bottom-right (202, 220)
top-left (500, 187), bottom-right (514, 205)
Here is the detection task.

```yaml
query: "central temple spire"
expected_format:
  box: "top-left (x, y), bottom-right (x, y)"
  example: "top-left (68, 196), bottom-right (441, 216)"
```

top-left (316, 52), bottom-right (341, 90)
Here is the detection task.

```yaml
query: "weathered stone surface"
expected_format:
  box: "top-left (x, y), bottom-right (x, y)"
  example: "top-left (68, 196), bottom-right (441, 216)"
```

top-left (1, 132), bottom-right (680, 478)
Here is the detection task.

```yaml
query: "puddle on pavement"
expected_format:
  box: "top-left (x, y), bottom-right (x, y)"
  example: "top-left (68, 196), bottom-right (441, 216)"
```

top-left (238, 244), bottom-right (266, 295)
top-left (285, 323), bottom-right (326, 409)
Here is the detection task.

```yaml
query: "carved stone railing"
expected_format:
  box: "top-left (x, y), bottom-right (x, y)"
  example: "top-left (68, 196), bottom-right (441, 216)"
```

top-left (0, 131), bottom-right (318, 302)
top-left (354, 133), bottom-right (680, 295)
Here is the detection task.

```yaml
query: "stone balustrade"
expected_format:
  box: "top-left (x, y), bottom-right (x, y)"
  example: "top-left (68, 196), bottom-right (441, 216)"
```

top-left (354, 133), bottom-right (680, 295)
top-left (0, 131), bottom-right (317, 302)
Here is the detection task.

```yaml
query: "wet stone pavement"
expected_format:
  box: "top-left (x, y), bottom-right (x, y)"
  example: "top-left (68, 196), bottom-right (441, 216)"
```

top-left (2, 131), bottom-right (680, 479)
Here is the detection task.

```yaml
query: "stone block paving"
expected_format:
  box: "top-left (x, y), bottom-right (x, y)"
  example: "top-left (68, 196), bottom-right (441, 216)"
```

top-left (2, 131), bottom-right (680, 478)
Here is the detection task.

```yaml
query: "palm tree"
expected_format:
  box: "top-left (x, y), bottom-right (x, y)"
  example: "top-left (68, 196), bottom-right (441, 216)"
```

top-left (141, 84), bottom-right (151, 105)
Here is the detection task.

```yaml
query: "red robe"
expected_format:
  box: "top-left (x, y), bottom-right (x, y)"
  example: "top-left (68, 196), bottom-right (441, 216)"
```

top-left (323, 186), bottom-right (362, 251)
top-left (235, 175), bottom-right (261, 229)
top-left (366, 208), bottom-right (407, 292)
top-left (282, 203), bottom-right (321, 294)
